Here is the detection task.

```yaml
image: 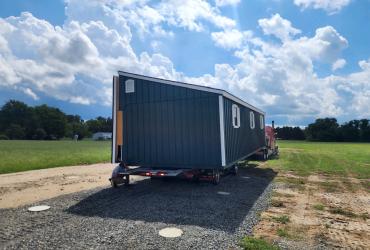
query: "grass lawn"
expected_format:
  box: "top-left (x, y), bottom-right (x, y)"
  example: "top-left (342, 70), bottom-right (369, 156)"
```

top-left (266, 141), bottom-right (370, 179)
top-left (1, 140), bottom-right (369, 178)
top-left (0, 140), bottom-right (111, 174)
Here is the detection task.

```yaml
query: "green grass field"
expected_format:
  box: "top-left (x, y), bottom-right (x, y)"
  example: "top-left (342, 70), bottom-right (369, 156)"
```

top-left (0, 140), bottom-right (369, 178)
top-left (267, 141), bottom-right (370, 179)
top-left (0, 140), bottom-right (111, 174)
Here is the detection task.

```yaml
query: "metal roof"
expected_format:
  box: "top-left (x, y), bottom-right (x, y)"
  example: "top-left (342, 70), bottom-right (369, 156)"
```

top-left (118, 71), bottom-right (265, 114)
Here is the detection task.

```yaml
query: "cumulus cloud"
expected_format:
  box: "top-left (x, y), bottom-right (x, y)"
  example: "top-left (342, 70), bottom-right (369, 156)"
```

top-left (208, 22), bottom-right (361, 122)
top-left (0, 9), bottom-right (180, 106)
top-left (258, 14), bottom-right (301, 41)
top-left (211, 29), bottom-right (252, 49)
top-left (0, 0), bottom-right (239, 108)
top-left (282, 26), bottom-right (348, 64)
top-left (332, 58), bottom-right (346, 71)
top-left (66, 0), bottom-right (236, 34)
top-left (293, 0), bottom-right (352, 14)
top-left (0, 0), bottom-right (368, 123)
top-left (157, 0), bottom-right (235, 32)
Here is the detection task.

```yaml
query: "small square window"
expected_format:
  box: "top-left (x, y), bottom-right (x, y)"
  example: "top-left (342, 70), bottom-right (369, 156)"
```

top-left (232, 104), bottom-right (240, 128)
top-left (125, 79), bottom-right (135, 93)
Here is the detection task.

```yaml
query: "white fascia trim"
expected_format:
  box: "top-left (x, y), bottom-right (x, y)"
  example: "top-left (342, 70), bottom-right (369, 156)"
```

top-left (118, 71), bottom-right (265, 115)
top-left (112, 76), bottom-right (118, 163)
top-left (219, 95), bottom-right (226, 167)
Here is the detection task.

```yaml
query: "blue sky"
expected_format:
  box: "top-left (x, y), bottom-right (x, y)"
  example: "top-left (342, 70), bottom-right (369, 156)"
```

top-left (0, 0), bottom-right (370, 125)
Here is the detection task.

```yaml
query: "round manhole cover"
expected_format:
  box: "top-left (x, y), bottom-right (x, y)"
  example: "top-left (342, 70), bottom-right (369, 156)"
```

top-left (158, 227), bottom-right (183, 238)
top-left (28, 205), bottom-right (50, 212)
top-left (217, 191), bottom-right (230, 195)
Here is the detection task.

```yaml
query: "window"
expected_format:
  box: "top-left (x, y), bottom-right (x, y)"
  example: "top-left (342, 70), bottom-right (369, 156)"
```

top-left (125, 79), bottom-right (135, 93)
top-left (260, 115), bottom-right (264, 129)
top-left (250, 111), bottom-right (255, 129)
top-left (232, 104), bottom-right (240, 128)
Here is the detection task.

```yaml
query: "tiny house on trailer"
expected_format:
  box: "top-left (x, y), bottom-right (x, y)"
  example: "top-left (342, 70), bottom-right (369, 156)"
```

top-left (110, 71), bottom-right (266, 186)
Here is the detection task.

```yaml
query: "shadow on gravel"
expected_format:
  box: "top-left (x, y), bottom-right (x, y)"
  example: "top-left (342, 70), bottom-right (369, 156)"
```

top-left (67, 166), bottom-right (276, 233)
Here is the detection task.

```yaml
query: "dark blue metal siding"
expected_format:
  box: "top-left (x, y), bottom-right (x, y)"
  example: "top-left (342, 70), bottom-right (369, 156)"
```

top-left (119, 75), bottom-right (221, 169)
top-left (223, 97), bottom-right (265, 166)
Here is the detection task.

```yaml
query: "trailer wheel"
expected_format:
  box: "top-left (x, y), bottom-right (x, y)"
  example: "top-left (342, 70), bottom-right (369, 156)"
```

top-left (212, 170), bottom-right (220, 185)
top-left (123, 175), bottom-right (130, 186)
top-left (262, 150), bottom-right (268, 161)
top-left (110, 179), bottom-right (118, 188)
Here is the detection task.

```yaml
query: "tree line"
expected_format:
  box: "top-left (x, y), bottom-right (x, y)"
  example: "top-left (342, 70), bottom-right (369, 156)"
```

top-left (0, 100), bottom-right (112, 140)
top-left (276, 118), bottom-right (370, 142)
top-left (1, 99), bottom-right (370, 142)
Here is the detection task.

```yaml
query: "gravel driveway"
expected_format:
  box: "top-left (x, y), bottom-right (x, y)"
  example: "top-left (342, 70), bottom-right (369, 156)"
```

top-left (0, 167), bottom-right (275, 249)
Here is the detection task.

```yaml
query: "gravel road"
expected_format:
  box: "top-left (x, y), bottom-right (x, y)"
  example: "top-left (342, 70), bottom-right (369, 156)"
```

top-left (0, 167), bottom-right (276, 249)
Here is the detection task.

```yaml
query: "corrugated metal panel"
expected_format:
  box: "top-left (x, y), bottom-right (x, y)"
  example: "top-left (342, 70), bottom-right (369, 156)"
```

top-left (119, 75), bottom-right (221, 169)
top-left (223, 97), bottom-right (265, 166)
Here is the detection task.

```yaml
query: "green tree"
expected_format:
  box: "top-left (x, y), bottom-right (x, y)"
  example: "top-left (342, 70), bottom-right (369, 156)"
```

top-left (0, 100), bottom-right (38, 138)
top-left (275, 126), bottom-right (305, 140)
top-left (86, 116), bottom-right (112, 133)
top-left (65, 115), bottom-right (90, 139)
top-left (33, 128), bottom-right (47, 140)
top-left (34, 105), bottom-right (67, 139)
top-left (5, 124), bottom-right (26, 139)
top-left (306, 118), bottom-right (340, 141)
top-left (340, 120), bottom-right (360, 142)
top-left (359, 119), bottom-right (370, 142)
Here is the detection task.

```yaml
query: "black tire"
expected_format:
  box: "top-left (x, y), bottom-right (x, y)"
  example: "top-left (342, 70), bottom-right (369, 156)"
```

top-left (212, 169), bottom-right (220, 185)
top-left (111, 179), bottom-right (118, 188)
top-left (123, 175), bottom-right (130, 186)
top-left (262, 150), bottom-right (268, 161)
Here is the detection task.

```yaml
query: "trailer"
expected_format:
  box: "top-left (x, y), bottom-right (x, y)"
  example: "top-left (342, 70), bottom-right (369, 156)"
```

top-left (110, 71), bottom-right (266, 186)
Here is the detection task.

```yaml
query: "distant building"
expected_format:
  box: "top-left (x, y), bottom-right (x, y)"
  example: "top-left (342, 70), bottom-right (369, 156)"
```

top-left (92, 132), bottom-right (112, 140)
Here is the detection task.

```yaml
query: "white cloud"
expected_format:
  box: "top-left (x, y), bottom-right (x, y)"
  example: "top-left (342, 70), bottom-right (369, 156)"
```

top-left (157, 0), bottom-right (235, 32)
top-left (215, 0), bottom-right (241, 7)
top-left (19, 87), bottom-right (39, 100)
top-left (69, 96), bottom-right (91, 105)
top-left (207, 23), bottom-right (356, 121)
top-left (288, 26), bottom-right (348, 63)
top-left (332, 58), bottom-right (346, 71)
top-left (293, 0), bottom-right (352, 14)
top-left (258, 14), bottom-right (301, 41)
top-left (0, 1), bottom-right (368, 123)
top-left (0, 10), bottom-right (180, 106)
top-left (66, 0), bottom-right (236, 34)
top-left (211, 29), bottom-right (252, 49)
top-left (359, 59), bottom-right (370, 70)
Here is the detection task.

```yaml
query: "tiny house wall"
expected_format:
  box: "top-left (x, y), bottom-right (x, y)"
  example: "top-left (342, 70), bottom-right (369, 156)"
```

top-left (119, 75), bottom-right (222, 169)
top-left (223, 97), bottom-right (265, 166)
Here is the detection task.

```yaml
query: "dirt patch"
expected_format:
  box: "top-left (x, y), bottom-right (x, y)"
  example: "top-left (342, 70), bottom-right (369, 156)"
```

top-left (0, 164), bottom-right (120, 208)
top-left (254, 172), bottom-right (370, 249)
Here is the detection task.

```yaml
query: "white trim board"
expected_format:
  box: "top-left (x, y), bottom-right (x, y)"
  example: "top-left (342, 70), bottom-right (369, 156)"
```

top-left (118, 71), bottom-right (265, 115)
top-left (219, 95), bottom-right (226, 167)
top-left (112, 76), bottom-right (118, 163)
